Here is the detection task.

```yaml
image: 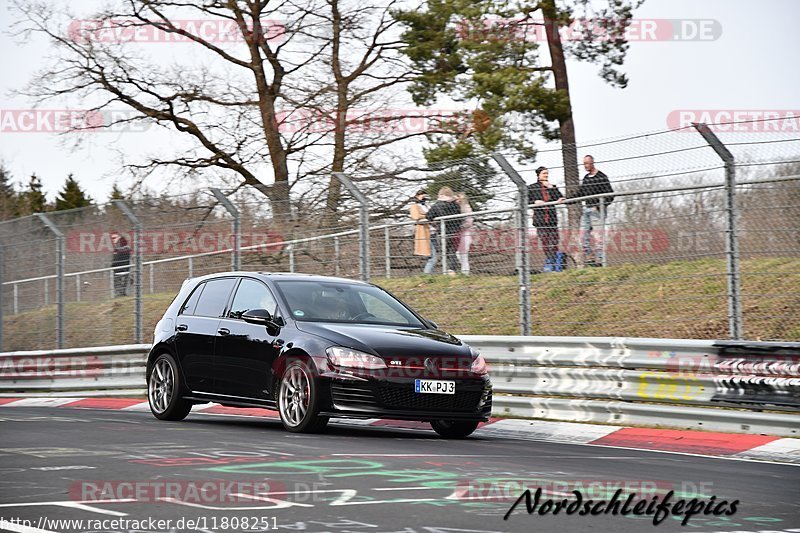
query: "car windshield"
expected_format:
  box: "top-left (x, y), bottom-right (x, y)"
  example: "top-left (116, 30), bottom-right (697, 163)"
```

top-left (273, 280), bottom-right (424, 327)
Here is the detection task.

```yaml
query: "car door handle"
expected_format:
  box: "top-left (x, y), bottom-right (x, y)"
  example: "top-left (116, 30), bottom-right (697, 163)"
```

top-left (176, 324), bottom-right (188, 331)
top-left (218, 328), bottom-right (230, 336)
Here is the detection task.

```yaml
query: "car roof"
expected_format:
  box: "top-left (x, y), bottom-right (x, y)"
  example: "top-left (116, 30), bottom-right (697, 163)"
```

top-left (184, 271), bottom-right (370, 286)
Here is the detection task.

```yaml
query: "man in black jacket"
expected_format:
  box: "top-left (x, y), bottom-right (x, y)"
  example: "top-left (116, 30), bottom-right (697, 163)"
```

top-left (577, 155), bottom-right (614, 266)
top-left (111, 234), bottom-right (131, 297)
top-left (426, 187), bottom-right (462, 274)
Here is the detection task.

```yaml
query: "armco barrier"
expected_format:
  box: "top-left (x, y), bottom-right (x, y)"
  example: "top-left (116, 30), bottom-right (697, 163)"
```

top-left (0, 344), bottom-right (150, 397)
top-left (0, 337), bottom-right (798, 436)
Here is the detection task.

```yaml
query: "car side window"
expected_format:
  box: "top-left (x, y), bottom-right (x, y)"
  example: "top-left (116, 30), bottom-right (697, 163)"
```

top-left (179, 283), bottom-right (205, 316)
top-left (228, 278), bottom-right (279, 320)
top-left (358, 292), bottom-right (406, 323)
top-left (193, 278), bottom-right (237, 318)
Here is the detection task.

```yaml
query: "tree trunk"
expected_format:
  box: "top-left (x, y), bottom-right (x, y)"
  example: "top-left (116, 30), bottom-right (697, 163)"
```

top-left (542, 0), bottom-right (580, 229)
top-left (325, 0), bottom-right (347, 229)
top-left (246, 9), bottom-right (292, 220)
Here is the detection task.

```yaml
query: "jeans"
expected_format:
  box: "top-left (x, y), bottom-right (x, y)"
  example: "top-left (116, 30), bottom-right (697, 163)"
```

top-left (537, 226), bottom-right (559, 264)
top-left (423, 235), bottom-right (438, 273)
top-left (443, 234), bottom-right (461, 273)
top-left (425, 233), bottom-right (461, 273)
top-left (580, 206), bottom-right (605, 263)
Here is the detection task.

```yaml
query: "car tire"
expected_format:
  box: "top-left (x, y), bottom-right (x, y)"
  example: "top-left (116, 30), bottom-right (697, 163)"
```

top-left (430, 419), bottom-right (480, 438)
top-left (148, 353), bottom-right (192, 421)
top-left (278, 360), bottom-right (329, 433)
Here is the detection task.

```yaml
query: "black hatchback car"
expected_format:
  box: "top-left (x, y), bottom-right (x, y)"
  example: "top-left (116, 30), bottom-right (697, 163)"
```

top-left (146, 272), bottom-right (492, 437)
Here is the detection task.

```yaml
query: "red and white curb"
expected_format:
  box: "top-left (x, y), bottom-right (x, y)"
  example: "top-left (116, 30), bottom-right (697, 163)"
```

top-left (2, 397), bottom-right (799, 465)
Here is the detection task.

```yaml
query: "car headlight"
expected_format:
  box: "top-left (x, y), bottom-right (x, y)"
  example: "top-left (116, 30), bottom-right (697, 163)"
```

top-left (327, 347), bottom-right (387, 370)
top-left (470, 349), bottom-right (488, 375)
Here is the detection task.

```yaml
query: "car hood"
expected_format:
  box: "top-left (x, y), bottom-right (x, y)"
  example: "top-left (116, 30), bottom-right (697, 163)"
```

top-left (295, 322), bottom-right (471, 358)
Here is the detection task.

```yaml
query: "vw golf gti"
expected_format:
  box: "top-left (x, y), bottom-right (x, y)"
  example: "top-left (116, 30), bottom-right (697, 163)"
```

top-left (146, 272), bottom-right (492, 437)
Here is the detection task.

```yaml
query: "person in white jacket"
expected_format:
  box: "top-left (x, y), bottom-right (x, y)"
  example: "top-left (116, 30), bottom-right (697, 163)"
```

top-left (456, 192), bottom-right (474, 275)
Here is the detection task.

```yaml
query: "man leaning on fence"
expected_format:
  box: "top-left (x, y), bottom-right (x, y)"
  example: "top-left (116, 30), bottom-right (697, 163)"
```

top-left (111, 234), bottom-right (131, 297)
top-left (578, 155), bottom-right (614, 267)
top-left (425, 187), bottom-right (463, 275)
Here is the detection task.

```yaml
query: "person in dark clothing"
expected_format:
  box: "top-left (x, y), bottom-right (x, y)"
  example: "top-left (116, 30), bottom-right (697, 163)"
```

top-left (425, 186), bottom-right (463, 275)
top-left (111, 234), bottom-right (131, 297)
top-left (528, 167), bottom-right (565, 271)
top-left (577, 155), bottom-right (614, 266)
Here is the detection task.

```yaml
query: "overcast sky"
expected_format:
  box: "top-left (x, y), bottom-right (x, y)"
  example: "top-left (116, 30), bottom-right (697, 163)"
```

top-left (0, 0), bottom-right (798, 202)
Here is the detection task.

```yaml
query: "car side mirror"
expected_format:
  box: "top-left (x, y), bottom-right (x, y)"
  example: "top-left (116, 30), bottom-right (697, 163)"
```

top-left (428, 320), bottom-right (438, 329)
top-left (242, 309), bottom-right (278, 327)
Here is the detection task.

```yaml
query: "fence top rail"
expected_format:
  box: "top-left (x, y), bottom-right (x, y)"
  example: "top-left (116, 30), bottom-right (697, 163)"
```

top-left (1, 228), bottom-right (362, 286)
top-left (433, 173), bottom-right (800, 219)
top-left (0, 343), bottom-right (152, 359)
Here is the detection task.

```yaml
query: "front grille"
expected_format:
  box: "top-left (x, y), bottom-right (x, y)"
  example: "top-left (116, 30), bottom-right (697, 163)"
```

top-left (330, 381), bottom-right (379, 409)
top-left (378, 385), bottom-right (484, 412)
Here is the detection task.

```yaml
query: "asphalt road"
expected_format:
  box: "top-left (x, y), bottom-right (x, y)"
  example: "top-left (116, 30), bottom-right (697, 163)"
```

top-left (1, 407), bottom-right (798, 533)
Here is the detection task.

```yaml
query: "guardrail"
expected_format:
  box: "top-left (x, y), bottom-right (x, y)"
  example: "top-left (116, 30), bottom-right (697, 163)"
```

top-left (0, 344), bottom-right (150, 398)
top-left (1, 337), bottom-right (798, 436)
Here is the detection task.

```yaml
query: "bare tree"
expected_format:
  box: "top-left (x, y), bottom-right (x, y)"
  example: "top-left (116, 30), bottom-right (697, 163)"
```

top-left (11, 0), bottom-right (439, 225)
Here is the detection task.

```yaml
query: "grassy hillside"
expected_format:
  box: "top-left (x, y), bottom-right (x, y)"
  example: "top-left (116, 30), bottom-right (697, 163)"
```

top-left (3, 258), bottom-right (798, 350)
top-left (379, 258), bottom-right (800, 340)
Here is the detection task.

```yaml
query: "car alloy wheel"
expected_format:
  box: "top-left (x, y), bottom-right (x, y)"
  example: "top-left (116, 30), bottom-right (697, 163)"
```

top-left (279, 364), bottom-right (310, 426)
top-left (277, 361), bottom-right (328, 433)
top-left (148, 354), bottom-right (191, 421)
top-left (149, 358), bottom-right (174, 414)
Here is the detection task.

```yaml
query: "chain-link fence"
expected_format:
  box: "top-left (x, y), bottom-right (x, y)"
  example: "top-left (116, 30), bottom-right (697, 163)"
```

top-left (1, 118), bottom-right (798, 349)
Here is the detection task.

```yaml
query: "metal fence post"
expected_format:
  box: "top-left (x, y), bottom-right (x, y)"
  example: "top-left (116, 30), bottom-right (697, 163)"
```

top-left (0, 245), bottom-right (4, 351)
top-left (693, 122), bottom-right (743, 339)
top-left (35, 213), bottom-right (65, 349)
top-left (334, 236), bottom-right (341, 276)
top-left (600, 198), bottom-right (608, 267)
top-left (333, 172), bottom-right (370, 282)
top-left (210, 188), bottom-right (241, 271)
top-left (113, 200), bottom-right (143, 344)
top-left (492, 153), bottom-right (532, 336)
top-left (440, 219), bottom-right (447, 274)
top-left (384, 226), bottom-right (391, 278)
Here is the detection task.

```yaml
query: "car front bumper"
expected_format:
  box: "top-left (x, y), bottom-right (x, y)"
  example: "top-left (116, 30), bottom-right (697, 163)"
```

top-left (319, 372), bottom-right (492, 422)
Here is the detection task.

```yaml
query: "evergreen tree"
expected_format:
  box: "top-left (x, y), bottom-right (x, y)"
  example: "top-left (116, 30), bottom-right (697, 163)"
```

top-left (23, 174), bottom-right (48, 214)
top-left (54, 174), bottom-right (93, 211)
top-left (109, 182), bottom-right (125, 201)
top-left (395, 0), bottom-right (643, 223)
top-left (0, 163), bottom-right (20, 220)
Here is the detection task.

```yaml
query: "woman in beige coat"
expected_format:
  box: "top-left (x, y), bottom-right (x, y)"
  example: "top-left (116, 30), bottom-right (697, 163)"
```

top-left (409, 189), bottom-right (436, 273)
